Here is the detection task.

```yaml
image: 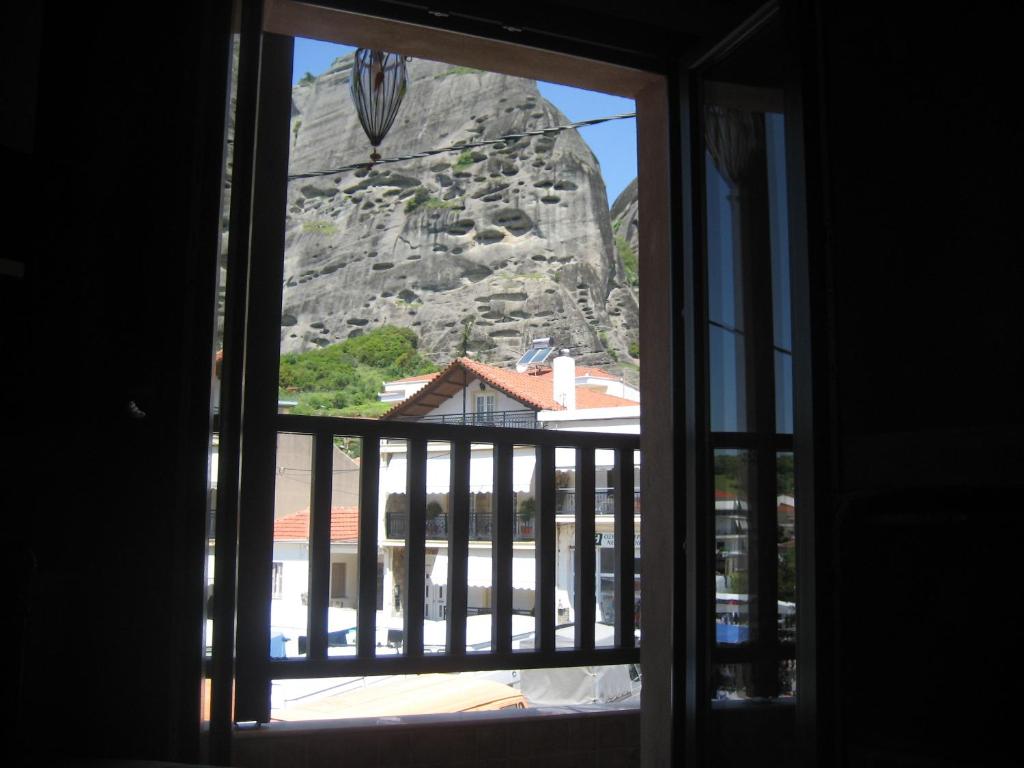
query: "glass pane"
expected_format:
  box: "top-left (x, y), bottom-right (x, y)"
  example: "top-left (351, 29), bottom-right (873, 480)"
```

top-left (512, 445), bottom-right (536, 650)
top-left (468, 443), bottom-right (494, 652)
top-left (707, 149), bottom-right (748, 434)
top-left (633, 450), bottom-right (642, 646)
top-left (710, 324), bottom-right (747, 432)
top-left (424, 442), bottom-right (450, 652)
top-left (327, 436), bottom-right (362, 657)
top-left (769, 108), bottom-right (793, 436)
top-left (779, 659), bottom-right (797, 698)
top-left (203, 30), bottom-right (240, 731)
top-left (595, 449), bottom-right (616, 647)
top-left (714, 449), bottom-right (751, 645)
top-left (777, 451), bottom-right (796, 643)
top-left (774, 349), bottom-right (793, 434)
top-left (714, 663), bottom-right (755, 701)
top-left (555, 448), bottom-right (577, 645)
top-left (269, 433), bottom-right (312, 659)
top-left (766, 112), bottom-right (791, 354)
top-left (378, 438), bottom-right (407, 655)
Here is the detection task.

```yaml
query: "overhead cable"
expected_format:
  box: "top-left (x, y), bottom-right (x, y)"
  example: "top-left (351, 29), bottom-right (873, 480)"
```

top-left (286, 112), bottom-right (636, 181)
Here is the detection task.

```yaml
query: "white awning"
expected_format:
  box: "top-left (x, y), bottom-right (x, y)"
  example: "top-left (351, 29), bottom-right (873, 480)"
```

top-left (380, 453), bottom-right (536, 495)
top-left (554, 447), bottom-right (637, 469)
top-left (381, 455), bottom-right (408, 494)
top-left (429, 553), bottom-right (535, 591)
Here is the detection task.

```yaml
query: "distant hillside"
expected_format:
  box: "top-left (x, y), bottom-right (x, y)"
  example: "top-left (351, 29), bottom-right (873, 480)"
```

top-left (279, 325), bottom-right (438, 417)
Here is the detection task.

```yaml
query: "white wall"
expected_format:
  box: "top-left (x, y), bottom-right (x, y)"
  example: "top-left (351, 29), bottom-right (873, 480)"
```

top-left (426, 382), bottom-right (525, 418)
top-left (273, 541), bottom-right (310, 609)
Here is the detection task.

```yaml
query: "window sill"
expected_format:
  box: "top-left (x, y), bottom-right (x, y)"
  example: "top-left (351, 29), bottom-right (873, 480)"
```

top-left (233, 698), bottom-right (640, 737)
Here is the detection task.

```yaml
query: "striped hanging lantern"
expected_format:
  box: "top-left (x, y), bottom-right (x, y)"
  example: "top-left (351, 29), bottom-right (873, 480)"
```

top-left (350, 49), bottom-right (408, 164)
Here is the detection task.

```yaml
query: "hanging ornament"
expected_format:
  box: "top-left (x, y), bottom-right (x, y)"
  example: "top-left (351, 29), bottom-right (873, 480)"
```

top-left (350, 49), bottom-right (409, 164)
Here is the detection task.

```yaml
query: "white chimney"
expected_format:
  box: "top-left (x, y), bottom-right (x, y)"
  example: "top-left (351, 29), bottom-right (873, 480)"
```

top-left (552, 350), bottom-right (576, 410)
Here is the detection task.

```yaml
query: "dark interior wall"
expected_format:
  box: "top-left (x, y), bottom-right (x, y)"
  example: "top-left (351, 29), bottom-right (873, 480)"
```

top-left (823, 3), bottom-right (1024, 454)
top-left (7, 0), bottom-right (1022, 765)
top-left (6, 1), bottom-right (230, 762)
top-left (820, 3), bottom-right (1024, 765)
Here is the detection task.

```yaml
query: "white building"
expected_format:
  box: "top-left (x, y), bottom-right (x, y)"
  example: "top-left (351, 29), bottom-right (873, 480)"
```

top-left (375, 350), bottom-right (642, 643)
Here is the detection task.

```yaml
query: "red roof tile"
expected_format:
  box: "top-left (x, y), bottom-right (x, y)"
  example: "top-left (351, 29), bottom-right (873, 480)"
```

top-left (273, 506), bottom-right (359, 542)
top-left (381, 357), bottom-right (636, 419)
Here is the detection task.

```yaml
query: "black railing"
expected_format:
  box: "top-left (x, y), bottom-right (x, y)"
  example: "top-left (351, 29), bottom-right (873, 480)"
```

top-left (385, 509), bottom-right (536, 541)
top-left (556, 488), bottom-right (642, 516)
top-left (393, 409), bottom-right (539, 429)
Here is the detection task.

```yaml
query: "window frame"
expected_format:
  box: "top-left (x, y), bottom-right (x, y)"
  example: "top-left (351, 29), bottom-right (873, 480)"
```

top-left (209, 2), bottom-right (687, 766)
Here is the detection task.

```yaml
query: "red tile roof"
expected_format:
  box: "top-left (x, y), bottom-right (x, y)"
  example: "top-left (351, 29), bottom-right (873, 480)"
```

top-left (381, 357), bottom-right (636, 419)
top-left (273, 506), bottom-right (359, 542)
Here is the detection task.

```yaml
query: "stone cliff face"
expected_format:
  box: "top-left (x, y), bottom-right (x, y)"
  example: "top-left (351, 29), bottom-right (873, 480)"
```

top-left (281, 54), bottom-right (638, 370)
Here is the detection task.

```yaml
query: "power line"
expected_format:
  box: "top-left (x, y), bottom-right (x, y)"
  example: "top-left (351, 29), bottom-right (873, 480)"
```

top-left (287, 112), bottom-right (636, 181)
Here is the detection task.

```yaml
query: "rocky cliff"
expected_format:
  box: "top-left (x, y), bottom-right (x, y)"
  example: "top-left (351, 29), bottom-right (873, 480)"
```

top-left (281, 54), bottom-right (639, 371)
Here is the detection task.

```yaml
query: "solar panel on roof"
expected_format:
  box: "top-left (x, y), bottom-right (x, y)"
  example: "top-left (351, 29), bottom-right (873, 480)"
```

top-left (531, 347), bottom-right (554, 364)
top-left (517, 340), bottom-right (555, 367)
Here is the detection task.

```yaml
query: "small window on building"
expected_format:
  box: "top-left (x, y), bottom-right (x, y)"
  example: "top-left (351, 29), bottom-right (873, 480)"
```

top-left (271, 562), bottom-right (283, 600)
top-left (330, 562), bottom-right (347, 599)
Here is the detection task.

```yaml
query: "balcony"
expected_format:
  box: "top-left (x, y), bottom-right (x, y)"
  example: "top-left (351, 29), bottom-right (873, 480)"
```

top-left (556, 487), bottom-right (642, 516)
top-left (391, 409), bottom-right (539, 429)
top-left (235, 413), bottom-right (639, 725)
top-left (385, 509), bottom-right (537, 541)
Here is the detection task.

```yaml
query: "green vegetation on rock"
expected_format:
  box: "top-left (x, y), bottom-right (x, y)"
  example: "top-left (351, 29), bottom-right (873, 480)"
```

top-left (302, 219), bottom-right (338, 235)
top-left (436, 65), bottom-right (482, 79)
top-left (615, 235), bottom-right (639, 287)
top-left (405, 187), bottom-right (459, 213)
top-left (279, 325), bottom-right (438, 417)
top-left (453, 150), bottom-right (476, 172)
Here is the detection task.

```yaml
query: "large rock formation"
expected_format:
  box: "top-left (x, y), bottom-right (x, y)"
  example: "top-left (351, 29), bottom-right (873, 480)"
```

top-left (281, 54), bottom-right (639, 370)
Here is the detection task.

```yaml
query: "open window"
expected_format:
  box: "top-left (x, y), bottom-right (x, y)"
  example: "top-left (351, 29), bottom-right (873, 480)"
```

top-left (205, 1), bottom-right (673, 760)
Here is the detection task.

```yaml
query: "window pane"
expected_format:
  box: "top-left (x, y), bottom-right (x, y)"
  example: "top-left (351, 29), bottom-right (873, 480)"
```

top-left (555, 449), bottom-right (577, 645)
top-left (714, 450), bottom-right (751, 645)
top-left (633, 451), bottom-right (642, 646)
top-left (379, 438), bottom-right (407, 655)
top-left (424, 442), bottom-right (450, 651)
top-left (269, 433), bottom-right (312, 659)
top-left (468, 443), bottom-right (494, 653)
top-left (714, 663), bottom-right (754, 701)
top-left (707, 150), bottom-right (749, 433)
top-left (323, 436), bottom-right (362, 657)
top-left (203, 30), bottom-right (241, 727)
top-left (777, 451), bottom-right (795, 643)
top-left (595, 449), bottom-right (616, 647)
top-left (774, 349), bottom-right (793, 434)
top-left (512, 445), bottom-right (536, 650)
top-left (766, 112), bottom-right (792, 355)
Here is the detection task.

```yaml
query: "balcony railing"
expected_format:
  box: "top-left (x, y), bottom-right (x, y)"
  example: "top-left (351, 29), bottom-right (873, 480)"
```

top-left (392, 409), bottom-right (539, 429)
top-left (386, 509), bottom-right (536, 541)
top-left (233, 414), bottom-right (639, 723)
top-left (556, 487), bottom-right (642, 516)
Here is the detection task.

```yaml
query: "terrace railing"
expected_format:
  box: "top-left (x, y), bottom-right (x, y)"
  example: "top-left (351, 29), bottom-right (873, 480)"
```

top-left (556, 487), bottom-right (642, 516)
top-left (233, 414), bottom-right (639, 723)
top-left (386, 509), bottom-right (537, 541)
top-left (392, 409), bottom-right (539, 429)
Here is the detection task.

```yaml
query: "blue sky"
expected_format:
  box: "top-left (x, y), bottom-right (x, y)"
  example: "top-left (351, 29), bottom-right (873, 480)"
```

top-left (293, 38), bottom-right (637, 206)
